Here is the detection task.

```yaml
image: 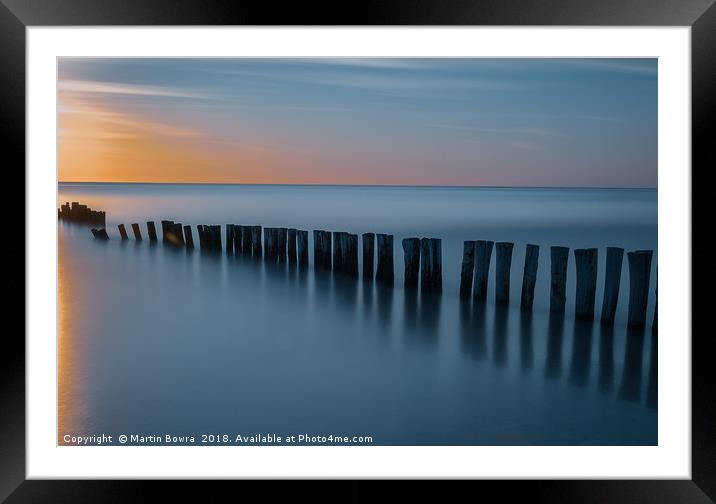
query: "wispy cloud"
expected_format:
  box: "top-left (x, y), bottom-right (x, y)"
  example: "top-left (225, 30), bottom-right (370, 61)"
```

top-left (298, 58), bottom-right (430, 70)
top-left (213, 68), bottom-right (520, 93)
top-left (427, 123), bottom-right (564, 138)
top-left (60, 96), bottom-right (201, 139)
top-left (571, 60), bottom-right (657, 76)
top-left (58, 79), bottom-right (201, 98)
top-left (462, 136), bottom-right (543, 151)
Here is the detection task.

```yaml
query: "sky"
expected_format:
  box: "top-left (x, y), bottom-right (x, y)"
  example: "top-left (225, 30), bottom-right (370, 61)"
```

top-left (58, 58), bottom-right (657, 187)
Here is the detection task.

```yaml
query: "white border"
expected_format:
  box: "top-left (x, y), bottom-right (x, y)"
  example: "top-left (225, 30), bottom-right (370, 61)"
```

top-left (27, 27), bottom-right (691, 479)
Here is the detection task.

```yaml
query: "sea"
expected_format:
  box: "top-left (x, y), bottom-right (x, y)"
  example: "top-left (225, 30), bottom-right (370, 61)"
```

top-left (57, 183), bottom-right (657, 445)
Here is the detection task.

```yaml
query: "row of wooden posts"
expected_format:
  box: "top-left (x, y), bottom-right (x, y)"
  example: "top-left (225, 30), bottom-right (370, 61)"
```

top-left (58, 201), bottom-right (105, 226)
top-left (94, 219), bottom-right (656, 332)
top-left (458, 240), bottom-right (655, 331)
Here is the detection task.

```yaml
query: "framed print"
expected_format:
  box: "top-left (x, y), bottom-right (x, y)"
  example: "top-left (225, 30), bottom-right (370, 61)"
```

top-left (6, 0), bottom-right (711, 501)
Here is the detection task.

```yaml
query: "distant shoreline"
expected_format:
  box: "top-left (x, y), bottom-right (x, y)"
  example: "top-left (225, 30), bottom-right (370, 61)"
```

top-left (58, 181), bottom-right (657, 191)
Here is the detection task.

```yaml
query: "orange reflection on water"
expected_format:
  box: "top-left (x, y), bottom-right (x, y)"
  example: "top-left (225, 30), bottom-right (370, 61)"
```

top-left (57, 229), bottom-right (87, 441)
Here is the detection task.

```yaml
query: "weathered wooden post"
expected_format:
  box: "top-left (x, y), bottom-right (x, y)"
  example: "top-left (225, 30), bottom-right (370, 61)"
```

top-left (420, 238), bottom-right (442, 293)
top-left (313, 231), bottom-right (323, 269)
top-left (91, 228), bottom-right (109, 240)
top-left (118, 224), bottom-right (129, 240)
top-left (473, 240), bottom-right (494, 302)
top-left (161, 220), bottom-right (171, 243)
top-left (346, 233), bottom-right (358, 276)
top-left (264, 228), bottom-right (275, 261)
top-left (226, 224), bottom-right (235, 254)
top-left (313, 230), bottom-right (331, 270)
top-left (251, 226), bottom-right (262, 257)
top-left (574, 248), bottom-right (598, 320)
top-left (146, 221), bottom-right (158, 242)
top-left (495, 242), bottom-right (514, 304)
top-left (183, 225), bottom-right (194, 249)
top-left (131, 223), bottom-right (142, 241)
top-left (550, 246), bottom-right (569, 313)
top-left (313, 230), bottom-right (323, 269)
top-left (287, 228), bottom-right (297, 264)
top-left (402, 237), bottom-right (420, 289)
top-left (323, 231), bottom-right (332, 270)
top-left (239, 225), bottom-right (250, 254)
top-left (362, 233), bottom-right (375, 280)
top-left (459, 241), bottom-right (476, 299)
top-left (277, 228), bottom-right (288, 262)
top-left (174, 223), bottom-right (185, 246)
top-left (627, 250), bottom-right (653, 329)
top-left (375, 234), bottom-right (394, 284)
top-left (333, 232), bottom-right (346, 272)
top-left (297, 230), bottom-right (309, 266)
top-left (600, 247), bottom-right (624, 324)
top-left (520, 244), bottom-right (539, 310)
top-left (234, 224), bottom-right (246, 255)
top-left (196, 225), bottom-right (205, 249)
top-left (210, 225), bottom-right (221, 251)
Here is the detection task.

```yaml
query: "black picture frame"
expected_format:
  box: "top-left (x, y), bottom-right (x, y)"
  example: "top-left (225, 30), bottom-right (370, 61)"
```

top-left (5, 0), bottom-right (710, 501)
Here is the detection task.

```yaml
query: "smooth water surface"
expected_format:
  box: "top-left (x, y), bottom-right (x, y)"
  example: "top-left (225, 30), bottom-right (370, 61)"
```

top-left (58, 183), bottom-right (657, 445)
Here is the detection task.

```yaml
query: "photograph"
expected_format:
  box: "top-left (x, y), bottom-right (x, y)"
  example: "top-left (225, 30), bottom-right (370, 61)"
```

top-left (56, 57), bottom-right (658, 447)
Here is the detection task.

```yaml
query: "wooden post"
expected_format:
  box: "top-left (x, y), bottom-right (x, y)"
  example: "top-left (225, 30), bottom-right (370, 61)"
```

top-left (146, 221), bottom-right (158, 242)
top-left (211, 225), bottom-right (219, 250)
top-left (161, 220), bottom-right (170, 243)
top-left (196, 225), bottom-right (204, 249)
top-left (402, 237), bottom-right (420, 289)
top-left (264, 228), bottom-right (275, 261)
top-left (287, 228), bottom-right (297, 263)
top-left (211, 225), bottom-right (221, 251)
top-left (323, 231), bottom-right (332, 270)
top-left (420, 238), bottom-right (442, 293)
top-left (375, 234), bottom-right (394, 284)
top-left (418, 238), bottom-right (432, 291)
top-left (495, 242), bottom-right (514, 304)
top-left (160, 220), bottom-right (182, 246)
top-left (346, 233), bottom-right (358, 276)
top-left (313, 230), bottom-right (331, 270)
top-left (600, 247), bottom-right (624, 324)
top-left (118, 224), bottom-right (129, 240)
top-left (277, 228), bottom-right (288, 262)
top-left (226, 224), bottom-right (235, 254)
top-left (520, 244), bottom-right (539, 310)
top-left (313, 231), bottom-right (323, 269)
top-left (627, 250), bottom-right (653, 329)
top-left (251, 226), bottom-right (262, 257)
top-left (183, 225), bottom-right (194, 249)
top-left (574, 248), bottom-right (598, 320)
top-left (174, 223), bottom-right (185, 246)
top-left (362, 233), bottom-right (375, 280)
top-left (234, 224), bottom-right (246, 255)
top-left (473, 240), bottom-right (494, 302)
top-left (131, 223), bottom-right (142, 241)
top-left (333, 232), bottom-right (345, 272)
top-left (297, 230), bottom-right (309, 266)
top-left (240, 225), bottom-right (250, 254)
top-left (550, 246), bottom-right (569, 313)
top-left (459, 241), bottom-right (475, 299)
top-left (91, 228), bottom-right (109, 240)
top-left (196, 224), bottom-right (206, 250)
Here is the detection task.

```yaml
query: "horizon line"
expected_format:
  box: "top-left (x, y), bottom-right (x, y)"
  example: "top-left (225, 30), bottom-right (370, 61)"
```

top-left (58, 181), bottom-right (658, 190)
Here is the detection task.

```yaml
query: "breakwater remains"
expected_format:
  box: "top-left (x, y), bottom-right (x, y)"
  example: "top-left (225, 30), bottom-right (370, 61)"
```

top-left (64, 202), bottom-right (657, 331)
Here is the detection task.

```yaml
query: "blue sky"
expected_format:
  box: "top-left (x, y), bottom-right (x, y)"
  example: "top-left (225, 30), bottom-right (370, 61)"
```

top-left (58, 58), bottom-right (657, 187)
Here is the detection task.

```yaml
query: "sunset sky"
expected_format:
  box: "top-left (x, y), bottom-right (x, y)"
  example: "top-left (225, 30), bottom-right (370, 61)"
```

top-left (58, 58), bottom-right (657, 187)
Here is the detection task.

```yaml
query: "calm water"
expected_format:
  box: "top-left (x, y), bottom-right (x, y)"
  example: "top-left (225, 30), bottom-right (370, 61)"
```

top-left (58, 183), bottom-right (657, 445)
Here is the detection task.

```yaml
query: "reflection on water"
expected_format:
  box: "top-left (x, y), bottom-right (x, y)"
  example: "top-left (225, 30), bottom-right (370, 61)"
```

top-left (58, 184), bottom-right (657, 445)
